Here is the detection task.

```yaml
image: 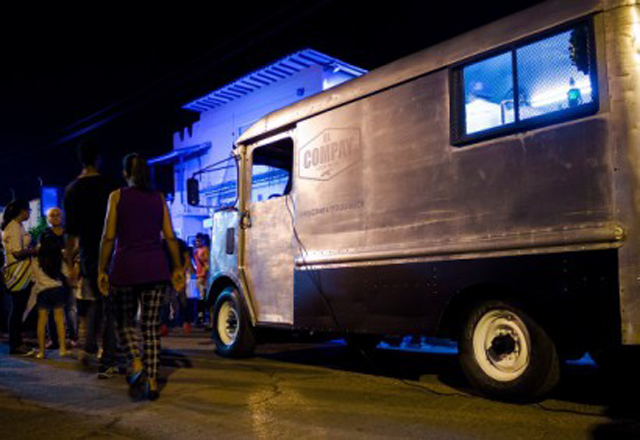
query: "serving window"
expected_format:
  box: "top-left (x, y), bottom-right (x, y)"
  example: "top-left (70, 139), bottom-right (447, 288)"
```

top-left (451, 19), bottom-right (597, 145)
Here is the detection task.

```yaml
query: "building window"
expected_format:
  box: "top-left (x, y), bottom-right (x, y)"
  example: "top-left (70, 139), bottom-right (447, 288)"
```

top-left (452, 19), bottom-right (597, 145)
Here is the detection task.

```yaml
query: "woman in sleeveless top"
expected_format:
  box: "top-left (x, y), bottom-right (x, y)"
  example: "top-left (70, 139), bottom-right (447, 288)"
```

top-left (98, 153), bottom-right (184, 400)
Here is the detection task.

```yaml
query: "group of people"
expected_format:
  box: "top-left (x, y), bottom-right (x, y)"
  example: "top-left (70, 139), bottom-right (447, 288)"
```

top-left (1, 139), bottom-right (211, 401)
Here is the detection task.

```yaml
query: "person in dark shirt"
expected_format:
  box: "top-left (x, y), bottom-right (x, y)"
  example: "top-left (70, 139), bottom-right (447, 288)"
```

top-left (40, 207), bottom-right (77, 349)
top-left (64, 138), bottom-right (120, 379)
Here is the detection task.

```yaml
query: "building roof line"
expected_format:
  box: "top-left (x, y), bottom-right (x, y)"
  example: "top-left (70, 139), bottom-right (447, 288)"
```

top-left (182, 48), bottom-right (367, 113)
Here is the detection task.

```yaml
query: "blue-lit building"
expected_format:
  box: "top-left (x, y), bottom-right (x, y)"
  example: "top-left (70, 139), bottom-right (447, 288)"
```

top-left (150, 49), bottom-right (366, 242)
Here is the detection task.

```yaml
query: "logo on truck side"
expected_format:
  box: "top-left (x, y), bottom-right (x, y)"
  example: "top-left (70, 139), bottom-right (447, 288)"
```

top-left (298, 128), bottom-right (361, 181)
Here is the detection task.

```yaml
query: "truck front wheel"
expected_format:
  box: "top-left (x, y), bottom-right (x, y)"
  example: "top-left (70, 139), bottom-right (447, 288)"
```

top-left (459, 300), bottom-right (559, 401)
top-left (212, 287), bottom-right (256, 358)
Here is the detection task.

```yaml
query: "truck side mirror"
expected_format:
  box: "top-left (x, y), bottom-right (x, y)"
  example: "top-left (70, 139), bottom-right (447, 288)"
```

top-left (187, 178), bottom-right (199, 206)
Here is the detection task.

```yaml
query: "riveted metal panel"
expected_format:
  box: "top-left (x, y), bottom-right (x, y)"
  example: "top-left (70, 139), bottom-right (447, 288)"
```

top-left (603, 1), bottom-right (640, 344)
top-left (294, 70), bottom-right (615, 265)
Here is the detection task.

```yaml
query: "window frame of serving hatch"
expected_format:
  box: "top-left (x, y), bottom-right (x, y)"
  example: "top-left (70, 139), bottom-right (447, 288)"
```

top-left (449, 16), bottom-right (599, 147)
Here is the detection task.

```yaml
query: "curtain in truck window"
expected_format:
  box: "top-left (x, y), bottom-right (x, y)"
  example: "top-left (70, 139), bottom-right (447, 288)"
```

top-left (453, 20), bottom-right (597, 145)
top-left (517, 25), bottom-right (594, 121)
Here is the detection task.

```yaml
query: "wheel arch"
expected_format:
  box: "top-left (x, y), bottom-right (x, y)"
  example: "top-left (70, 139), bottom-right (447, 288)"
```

top-left (207, 275), bottom-right (240, 308)
top-left (438, 283), bottom-right (523, 340)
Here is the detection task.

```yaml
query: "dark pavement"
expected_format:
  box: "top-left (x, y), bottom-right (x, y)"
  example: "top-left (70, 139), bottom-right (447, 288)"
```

top-left (0, 328), bottom-right (639, 439)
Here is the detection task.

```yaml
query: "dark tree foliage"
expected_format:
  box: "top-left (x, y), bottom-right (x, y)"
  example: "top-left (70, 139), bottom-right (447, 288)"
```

top-left (570, 25), bottom-right (590, 75)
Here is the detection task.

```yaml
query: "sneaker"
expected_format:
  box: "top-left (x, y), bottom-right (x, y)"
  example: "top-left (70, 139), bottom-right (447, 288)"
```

top-left (10, 346), bottom-right (35, 357)
top-left (98, 365), bottom-right (118, 379)
top-left (36, 351), bottom-right (45, 360)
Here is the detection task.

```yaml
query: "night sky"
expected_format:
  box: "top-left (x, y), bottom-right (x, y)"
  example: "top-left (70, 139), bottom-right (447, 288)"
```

top-left (0, 1), bottom-right (544, 206)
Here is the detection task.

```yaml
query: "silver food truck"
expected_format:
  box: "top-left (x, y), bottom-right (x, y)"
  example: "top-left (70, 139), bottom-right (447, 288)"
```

top-left (199, 0), bottom-right (640, 400)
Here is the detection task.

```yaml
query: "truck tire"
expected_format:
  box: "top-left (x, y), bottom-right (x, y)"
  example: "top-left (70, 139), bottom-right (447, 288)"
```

top-left (459, 300), bottom-right (559, 401)
top-left (212, 287), bottom-right (256, 358)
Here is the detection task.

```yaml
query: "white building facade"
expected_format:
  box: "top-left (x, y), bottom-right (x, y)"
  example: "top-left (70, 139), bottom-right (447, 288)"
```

top-left (151, 49), bottom-right (366, 242)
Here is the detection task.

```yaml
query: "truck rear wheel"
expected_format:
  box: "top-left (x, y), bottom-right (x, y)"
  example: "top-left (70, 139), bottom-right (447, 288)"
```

top-left (459, 300), bottom-right (559, 401)
top-left (212, 287), bottom-right (256, 358)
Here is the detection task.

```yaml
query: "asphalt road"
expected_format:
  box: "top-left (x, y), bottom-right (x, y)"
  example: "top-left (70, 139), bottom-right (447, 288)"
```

top-left (0, 329), bottom-right (638, 440)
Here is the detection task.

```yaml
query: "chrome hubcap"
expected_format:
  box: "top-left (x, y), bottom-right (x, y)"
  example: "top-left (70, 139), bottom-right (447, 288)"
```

top-left (472, 309), bottom-right (530, 382)
top-left (218, 301), bottom-right (239, 346)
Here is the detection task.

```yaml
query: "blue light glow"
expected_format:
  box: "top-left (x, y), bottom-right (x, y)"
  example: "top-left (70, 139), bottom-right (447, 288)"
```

top-left (41, 186), bottom-right (60, 216)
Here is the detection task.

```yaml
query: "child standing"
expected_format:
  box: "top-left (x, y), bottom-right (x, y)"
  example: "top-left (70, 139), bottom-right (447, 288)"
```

top-left (33, 234), bottom-right (69, 359)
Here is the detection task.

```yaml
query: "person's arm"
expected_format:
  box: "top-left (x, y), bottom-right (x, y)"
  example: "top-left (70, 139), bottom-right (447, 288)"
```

top-left (98, 189), bottom-right (120, 295)
top-left (64, 235), bottom-right (79, 285)
top-left (63, 186), bottom-right (79, 267)
top-left (182, 250), bottom-right (193, 274)
top-left (160, 194), bottom-right (185, 292)
top-left (203, 247), bottom-right (210, 273)
top-left (65, 236), bottom-right (78, 266)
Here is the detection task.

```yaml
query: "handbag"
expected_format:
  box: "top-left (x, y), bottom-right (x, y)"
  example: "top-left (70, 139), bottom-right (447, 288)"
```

top-left (3, 258), bottom-right (32, 292)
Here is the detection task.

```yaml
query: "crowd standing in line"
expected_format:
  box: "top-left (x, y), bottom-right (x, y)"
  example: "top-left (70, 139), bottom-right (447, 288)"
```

top-left (1, 139), bottom-right (208, 401)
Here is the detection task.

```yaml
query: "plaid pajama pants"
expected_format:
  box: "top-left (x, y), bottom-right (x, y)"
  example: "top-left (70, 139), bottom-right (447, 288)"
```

top-left (112, 283), bottom-right (166, 379)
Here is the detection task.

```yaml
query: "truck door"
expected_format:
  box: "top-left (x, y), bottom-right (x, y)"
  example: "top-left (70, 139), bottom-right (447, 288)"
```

top-left (243, 136), bottom-right (295, 325)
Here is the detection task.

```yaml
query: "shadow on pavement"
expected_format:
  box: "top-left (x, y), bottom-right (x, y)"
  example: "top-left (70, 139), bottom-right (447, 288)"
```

top-left (584, 350), bottom-right (640, 438)
top-left (257, 341), bottom-right (640, 436)
top-left (258, 342), bottom-right (466, 387)
top-left (161, 349), bottom-right (194, 369)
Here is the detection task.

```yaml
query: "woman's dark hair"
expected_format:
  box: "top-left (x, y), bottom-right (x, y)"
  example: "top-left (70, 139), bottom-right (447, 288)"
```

top-left (1, 199), bottom-right (29, 231)
top-left (123, 153), bottom-right (151, 191)
top-left (38, 234), bottom-right (64, 281)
